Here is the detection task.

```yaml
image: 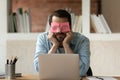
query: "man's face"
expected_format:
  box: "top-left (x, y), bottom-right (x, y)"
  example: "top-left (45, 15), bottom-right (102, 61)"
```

top-left (50, 16), bottom-right (70, 42)
top-left (50, 22), bottom-right (70, 33)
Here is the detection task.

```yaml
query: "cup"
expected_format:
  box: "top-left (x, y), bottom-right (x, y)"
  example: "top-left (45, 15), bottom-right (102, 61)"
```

top-left (5, 64), bottom-right (16, 79)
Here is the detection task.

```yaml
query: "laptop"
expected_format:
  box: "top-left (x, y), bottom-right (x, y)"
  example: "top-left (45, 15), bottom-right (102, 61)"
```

top-left (38, 54), bottom-right (80, 80)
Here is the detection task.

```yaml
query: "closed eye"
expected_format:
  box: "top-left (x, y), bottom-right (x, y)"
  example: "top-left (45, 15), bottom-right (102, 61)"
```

top-left (51, 26), bottom-right (57, 30)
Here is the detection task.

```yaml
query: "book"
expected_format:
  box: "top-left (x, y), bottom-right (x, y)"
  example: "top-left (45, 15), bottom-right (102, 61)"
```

top-left (16, 8), bottom-right (24, 32)
top-left (72, 15), bottom-right (79, 32)
top-left (24, 9), bottom-right (31, 33)
top-left (90, 14), bottom-right (100, 33)
top-left (97, 15), bottom-right (107, 33)
top-left (90, 17), bottom-right (97, 33)
top-left (99, 14), bottom-right (112, 33)
top-left (8, 13), bottom-right (17, 32)
top-left (45, 15), bottom-right (50, 32)
top-left (76, 15), bottom-right (82, 33)
top-left (90, 14), bottom-right (110, 33)
top-left (70, 12), bottom-right (76, 29)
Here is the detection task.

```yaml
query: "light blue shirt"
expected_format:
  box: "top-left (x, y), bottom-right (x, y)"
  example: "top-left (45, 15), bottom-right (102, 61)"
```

top-left (34, 32), bottom-right (90, 76)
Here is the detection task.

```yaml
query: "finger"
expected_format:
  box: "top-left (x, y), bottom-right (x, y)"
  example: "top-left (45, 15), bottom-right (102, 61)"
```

top-left (66, 32), bottom-right (72, 36)
top-left (69, 31), bottom-right (73, 34)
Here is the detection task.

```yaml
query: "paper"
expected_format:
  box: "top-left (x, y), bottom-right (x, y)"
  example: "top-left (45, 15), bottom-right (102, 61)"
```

top-left (50, 22), bottom-right (70, 33)
top-left (86, 76), bottom-right (117, 80)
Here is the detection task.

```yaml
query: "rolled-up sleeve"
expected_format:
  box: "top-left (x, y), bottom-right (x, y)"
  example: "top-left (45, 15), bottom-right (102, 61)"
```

top-left (78, 38), bottom-right (90, 76)
top-left (34, 34), bottom-right (48, 72)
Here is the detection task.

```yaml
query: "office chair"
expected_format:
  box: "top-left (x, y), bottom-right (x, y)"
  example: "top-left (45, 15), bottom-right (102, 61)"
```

top-left (86, 67), bottom-right (93, 76)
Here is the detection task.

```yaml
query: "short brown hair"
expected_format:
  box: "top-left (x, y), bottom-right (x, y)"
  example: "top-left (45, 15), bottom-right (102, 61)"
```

top-left (49, 9), bottom-right (71, 28)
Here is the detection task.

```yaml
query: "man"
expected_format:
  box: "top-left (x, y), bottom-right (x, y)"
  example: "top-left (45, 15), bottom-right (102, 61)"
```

top-left (34, 9), bottom-right (90, 76)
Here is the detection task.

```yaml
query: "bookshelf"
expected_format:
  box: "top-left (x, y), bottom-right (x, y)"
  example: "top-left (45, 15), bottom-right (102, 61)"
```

top-left (9, 0), bottom-right (101, 33)
top-left (1, 0), bottom-right (120, 75)
top-left (82, 0), bottom-right (120, 41)
top-left (102, 0), bottom-right (120, 33)
top-left (10, 0), bottom-right (82, 33)
top-left (4, 0), bottom-right (120, 40)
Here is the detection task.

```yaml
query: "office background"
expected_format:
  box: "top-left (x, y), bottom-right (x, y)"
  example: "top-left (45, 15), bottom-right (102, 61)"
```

top-left (0, 0), bottom-right (120, 76)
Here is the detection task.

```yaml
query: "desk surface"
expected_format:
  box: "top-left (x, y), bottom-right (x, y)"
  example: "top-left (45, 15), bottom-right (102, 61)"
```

top-left (0, 74), bottom-right (120, 80)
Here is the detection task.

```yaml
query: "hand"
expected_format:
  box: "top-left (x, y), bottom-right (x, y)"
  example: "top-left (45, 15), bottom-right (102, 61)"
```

top-left (63, 31), bottom-right (73, 45)
top-left (63, 32), bottom-right (74, 53)
top-left (47, 32), bottom-right (59, 47)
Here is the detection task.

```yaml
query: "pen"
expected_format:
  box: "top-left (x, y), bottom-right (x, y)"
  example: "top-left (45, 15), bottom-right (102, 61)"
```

top-left (7, 59), bottom-right (9, 64)
top-left (12, 57), bottom-right (18, 64)
top-left (96, 77), bottom-right (104, 80)
top-left (10, 59), bottom-right (13, 64)
top-left (9, 56), bottom-right (13, 64)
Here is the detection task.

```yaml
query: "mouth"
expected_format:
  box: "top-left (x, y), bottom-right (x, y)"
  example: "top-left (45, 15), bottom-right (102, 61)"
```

top-left (55, 32), bottom-right (65, 35)
top-left (55, 33), bottom-right (66, 42)
top-left (55, 35), bottom-right (65, 42)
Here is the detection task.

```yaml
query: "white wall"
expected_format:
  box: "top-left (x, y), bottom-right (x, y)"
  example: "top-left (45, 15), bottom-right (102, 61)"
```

top-left (7, 40), bottom-right (37, 74)
top-left (90, 41), bottom-right (120, 76)
top-left (0, 0), bottom-right (7, 73)
top-left (6, 40), bottom-right (120, 76)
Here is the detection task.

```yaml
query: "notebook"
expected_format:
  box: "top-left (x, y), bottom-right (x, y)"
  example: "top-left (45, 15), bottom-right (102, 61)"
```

top-left (38, 54), bottom-right (80, 80)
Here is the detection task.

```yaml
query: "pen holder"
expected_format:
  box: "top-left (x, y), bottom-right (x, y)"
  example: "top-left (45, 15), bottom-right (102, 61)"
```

top-left (5, 64), bottom-right (16, 79)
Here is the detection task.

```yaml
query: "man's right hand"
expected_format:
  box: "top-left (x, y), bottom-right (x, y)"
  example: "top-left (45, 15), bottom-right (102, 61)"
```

top-left (48, 33), bottom-right (59, 54)
top-left (48, 33), bottom-right (59, 47)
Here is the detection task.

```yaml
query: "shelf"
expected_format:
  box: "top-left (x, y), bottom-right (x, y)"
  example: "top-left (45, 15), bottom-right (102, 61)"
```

top-left (6, 32), bottom-right (120, 41)
top-left (5, 0), bottom-right (120, 41)
top-left (7, 33), bottom-right (39, 40)
top-left (86, 33), bottom-right (120, 41)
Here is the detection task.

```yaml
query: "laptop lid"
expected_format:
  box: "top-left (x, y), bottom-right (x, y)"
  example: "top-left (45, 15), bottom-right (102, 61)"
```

top-left (38, 54), bottom-right (80, 80)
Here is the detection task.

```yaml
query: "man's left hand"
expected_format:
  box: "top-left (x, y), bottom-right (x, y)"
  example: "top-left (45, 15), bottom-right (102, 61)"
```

top-left (63, 31), bottom-right (73, 45)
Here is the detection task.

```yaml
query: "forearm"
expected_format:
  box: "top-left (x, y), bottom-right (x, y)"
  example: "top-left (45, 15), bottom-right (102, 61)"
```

top-left (34, 52), bottom-right (39, 72)
top-left (48, 44), bottom-right (59, 54)
top-left (34, 59), bottom-right (39, 72)
top-left (63, 43), bottom-right (74, 53)
top-left (80, 57), bottom-right (90, 76)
